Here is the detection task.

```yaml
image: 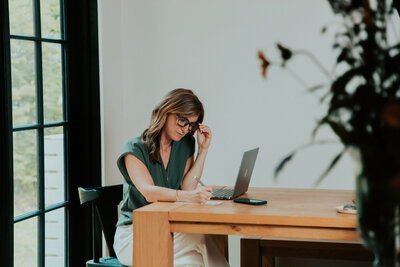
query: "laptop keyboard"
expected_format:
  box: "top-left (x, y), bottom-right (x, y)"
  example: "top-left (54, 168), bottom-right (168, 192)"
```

top-left (212, 188), bottom-right (234, 199)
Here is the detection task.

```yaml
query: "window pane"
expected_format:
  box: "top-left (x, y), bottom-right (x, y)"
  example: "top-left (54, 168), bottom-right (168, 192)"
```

top-left (14, 130), bottom-right (38, 217)
top-left (41, 0), bottom-right (61, 39)
top-left (45, 127), bottom-right (64, 207)
top-left (9, 0), bottom-right (34, 36)
top-left (11, 39), bottom-right (37, 126)
top-left (45, 208), bottom-right (65, 267)
top-left (14, 217), bottom-right (38, 267)
top-left (43, 43), bottom-right (63, 123)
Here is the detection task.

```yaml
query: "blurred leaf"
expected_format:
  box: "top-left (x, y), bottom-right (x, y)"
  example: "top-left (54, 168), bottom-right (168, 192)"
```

top-left (308, 84), bottom-right (326, 92)
top-left (274, 140), bottom-right (341, 182)
top-left (387, 79), bottom-right (400, 96)
top-left (336, 47), bottom-right (356, 65)
top-left (276, 43), bottom-right (292, 65)
top-left (389, 43), bottom-right (400, 51)
top-left (257, 51), bottom-right (270, 79)
top-left (330, 67), bottom-right (363, 95)
top-left (311, 117), bottom-right (328, 140)
top-left (337, 48), bottom-right (349, 63)
top-left (319, 91), bottom-right (331, 103)
top-left (326, 118), bottom-right (352, 144)
top-left (274, 152), bottom-right (295, 180)
top-left (327, 0), bottom-right (364, 14)
top-left (261, 0), bottom-right (400, 185)
top-left (385, 53), bottom-right (400, 80)
top-left (328, 93), bottom-right (355, 115)
top-left (353, 24), bottom-right (361, 35)
top-left (392, 1), bottom-right (400, 15)
top-left (313, 148), bottom-right (347, 187)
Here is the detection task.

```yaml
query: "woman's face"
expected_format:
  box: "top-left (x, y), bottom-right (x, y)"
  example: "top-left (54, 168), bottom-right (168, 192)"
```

top-left (163, 114), bottom-right (199, 141)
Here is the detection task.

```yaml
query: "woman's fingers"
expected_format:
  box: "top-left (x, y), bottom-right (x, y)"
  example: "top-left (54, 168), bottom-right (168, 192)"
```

top-left (191, 184), bottom-right (213, 203)
top-left (197, 186), bottom-right (212, 203)
top-left (198, 124), bottom-right (211, 135)
top-left (197, 124), bottom-right (212, 151)
top-left (203, 189), bottom-right (212, 199)
top-left (199, 194), bottom-right (211, 203)
top-left (202, 185), bottom-right (213, 193)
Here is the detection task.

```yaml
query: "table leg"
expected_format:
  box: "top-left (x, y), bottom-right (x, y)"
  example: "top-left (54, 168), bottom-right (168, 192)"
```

top-left (241, 238), bottom-right (262, 267)
top-left (133, 208), bottom-right (173, 267)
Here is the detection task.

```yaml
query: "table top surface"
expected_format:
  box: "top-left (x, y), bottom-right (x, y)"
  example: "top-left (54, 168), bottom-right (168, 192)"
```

top-left (139, 187), bottom-right (357, 229)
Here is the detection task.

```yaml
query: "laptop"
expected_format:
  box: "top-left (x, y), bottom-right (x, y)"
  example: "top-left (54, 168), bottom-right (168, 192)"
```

top-left (211, 147), bottom-right (259, 200)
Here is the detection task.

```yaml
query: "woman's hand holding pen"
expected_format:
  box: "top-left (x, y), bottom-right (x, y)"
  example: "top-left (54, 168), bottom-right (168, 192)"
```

top-left (189, 185), bottom-right (213, 204)
top-left (196, 124), bottom-right (212, 153)
top-left (177, 186), bottom-right (213, 203)
top-left (179, 176), bottom-right (213, 203)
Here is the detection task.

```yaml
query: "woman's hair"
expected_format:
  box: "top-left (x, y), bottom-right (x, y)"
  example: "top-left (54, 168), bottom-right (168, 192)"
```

top-left (141, 88), bottom-right (204, 163)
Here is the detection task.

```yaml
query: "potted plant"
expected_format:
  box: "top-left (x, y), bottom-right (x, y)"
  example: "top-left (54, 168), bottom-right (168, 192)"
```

top-left (258, 1), bottom-right (400, 266)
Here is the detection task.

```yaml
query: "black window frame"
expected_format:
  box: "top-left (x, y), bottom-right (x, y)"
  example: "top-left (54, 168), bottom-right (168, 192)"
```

top-left (0, 0), bottom-right (101, 266)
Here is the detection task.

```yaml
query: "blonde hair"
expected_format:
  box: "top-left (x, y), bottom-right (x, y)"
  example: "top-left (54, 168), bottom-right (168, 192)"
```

top-left (141, 88), bottom-right (204, 163)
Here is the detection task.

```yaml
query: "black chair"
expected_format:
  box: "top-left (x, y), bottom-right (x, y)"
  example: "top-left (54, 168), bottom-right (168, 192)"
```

top-left (78, 184), bottom-right (126, 267)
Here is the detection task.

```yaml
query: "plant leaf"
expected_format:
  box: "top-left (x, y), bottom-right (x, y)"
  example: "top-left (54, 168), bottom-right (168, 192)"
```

top-left (274, 152), bottom-right (296, 181)
top-left (393, 0), bottom-right (400, 16)
top-left (328, 93), bottom-right (355, 116)
top-left (311, 117), bottom-right (328, 141)
top-left (313, 148), bottom-right (347, 187)
top-left (337, 48), bottom-right (349, 64)
top-left (276, 43), bottom-right (293, 63)
top-left (385, 52), bottom-right (400, 81)
top-left (326, 119), bottom-right (352, 144)
top-left (319, 91), bottom-right (331, 103)
top-left (330, 67), bottom-right (363, 95)
top-left (257, 50), bottom-right (271, 79)
top-left (308, 84), bottom-right (326, 92)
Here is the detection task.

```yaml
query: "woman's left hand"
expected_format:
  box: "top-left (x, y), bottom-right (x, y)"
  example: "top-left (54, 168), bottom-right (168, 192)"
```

top-left (196, 124), bottom-right (212, 152)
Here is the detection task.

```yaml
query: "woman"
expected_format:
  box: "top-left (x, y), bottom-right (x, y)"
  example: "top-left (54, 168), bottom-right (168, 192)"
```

top-left (113, 88), bottom-right (229, 267)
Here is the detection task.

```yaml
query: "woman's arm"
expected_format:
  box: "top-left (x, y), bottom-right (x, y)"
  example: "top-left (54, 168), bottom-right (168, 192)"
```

top-left (180, 150), bottom-right (208, 190)
top-left (181, 124), bottom-right (212, 190)
top-left (125, 154), bottom-right (212, 203)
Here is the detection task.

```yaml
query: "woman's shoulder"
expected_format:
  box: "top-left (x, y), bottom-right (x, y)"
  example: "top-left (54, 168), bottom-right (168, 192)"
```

top-left (125, 136), bottom-right (142, 145)
top-left (122, 136), bottom-right (147, 153)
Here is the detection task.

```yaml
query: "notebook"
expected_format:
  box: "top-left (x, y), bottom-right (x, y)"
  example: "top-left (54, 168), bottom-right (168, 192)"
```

top-left (211, 148), bottom-right (259, 200)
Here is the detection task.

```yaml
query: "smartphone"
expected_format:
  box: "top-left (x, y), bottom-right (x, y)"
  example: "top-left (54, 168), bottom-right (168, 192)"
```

top-left (234, 198), bottom-right (267, 205)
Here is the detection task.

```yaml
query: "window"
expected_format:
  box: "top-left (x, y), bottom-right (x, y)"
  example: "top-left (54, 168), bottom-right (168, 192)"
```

top-left (9, 1), bottom-right (67, 266)
top-left (0, 1), bottom-right (101, 266)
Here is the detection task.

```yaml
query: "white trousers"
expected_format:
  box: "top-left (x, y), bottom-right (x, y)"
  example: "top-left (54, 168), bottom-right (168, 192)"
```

top-left (114, 224), bottom-right (230, 267)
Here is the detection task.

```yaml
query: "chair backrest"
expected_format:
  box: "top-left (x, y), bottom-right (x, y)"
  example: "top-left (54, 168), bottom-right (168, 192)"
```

top-left (78, 184), bottom-right (123, 259)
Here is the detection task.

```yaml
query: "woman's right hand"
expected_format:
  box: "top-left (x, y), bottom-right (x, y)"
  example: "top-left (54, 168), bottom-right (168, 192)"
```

top-left (187, 185), bottom-right (213, 203)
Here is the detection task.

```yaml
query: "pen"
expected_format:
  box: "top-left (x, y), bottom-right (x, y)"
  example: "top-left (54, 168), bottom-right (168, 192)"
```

top-left (194, 176), bottom-right (205, 186)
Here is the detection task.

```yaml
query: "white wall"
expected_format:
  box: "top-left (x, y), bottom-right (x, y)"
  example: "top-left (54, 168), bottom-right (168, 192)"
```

top-left (100, 0), bottom-right (355, 190)
top-left (98, 1), bottom-right (366, 266)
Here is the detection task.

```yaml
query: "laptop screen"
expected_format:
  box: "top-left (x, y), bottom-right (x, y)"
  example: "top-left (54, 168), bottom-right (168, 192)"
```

top-left (232, 147), bottom-right (259, 198)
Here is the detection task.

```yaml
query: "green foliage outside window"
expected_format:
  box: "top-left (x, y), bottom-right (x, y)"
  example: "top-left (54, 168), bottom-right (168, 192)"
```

top-left (11, 0), bottom-right (63, 216)
top-left (10, 0), bottom-right (64, 266)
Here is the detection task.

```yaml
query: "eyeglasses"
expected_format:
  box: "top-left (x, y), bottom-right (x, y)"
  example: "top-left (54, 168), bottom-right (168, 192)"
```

top-left (177, 115), bottom-right (199, 132)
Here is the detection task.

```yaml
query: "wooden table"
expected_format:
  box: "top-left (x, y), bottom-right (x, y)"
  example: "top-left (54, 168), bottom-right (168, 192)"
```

top-left (132, 188), bottom-right (359, 267)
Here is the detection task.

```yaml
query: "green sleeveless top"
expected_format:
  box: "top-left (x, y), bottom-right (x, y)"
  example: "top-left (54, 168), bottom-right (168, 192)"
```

top-left (116, 135), bottom-right (195, 226)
